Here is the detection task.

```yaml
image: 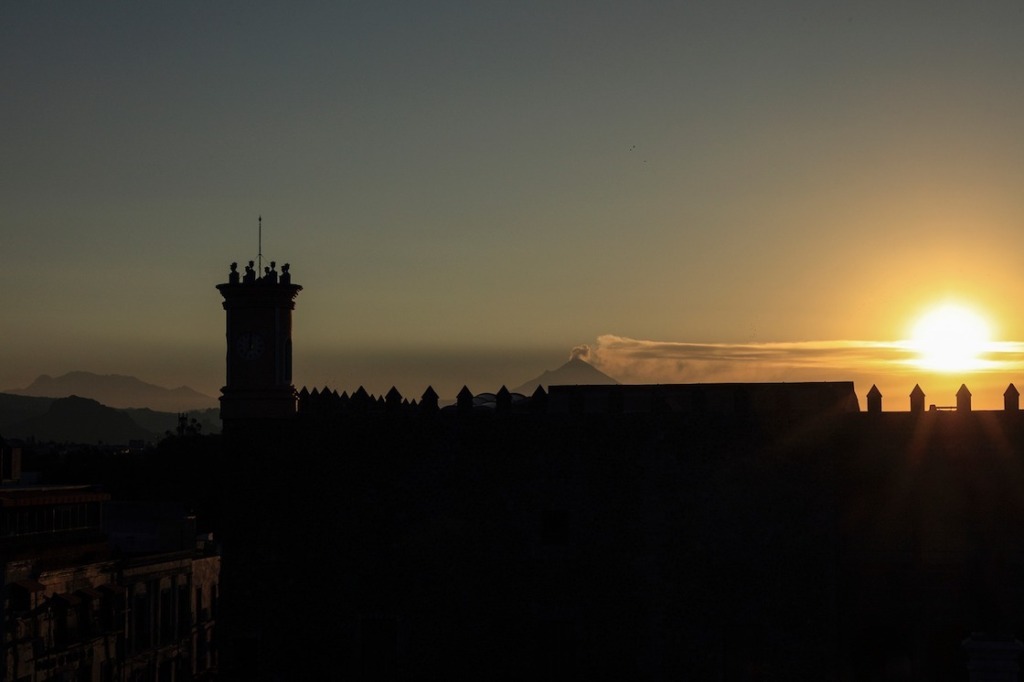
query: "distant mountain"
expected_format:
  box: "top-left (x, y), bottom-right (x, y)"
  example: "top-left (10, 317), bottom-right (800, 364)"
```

top-left (7, 372), bottom-right (217, 412)
top-left (0, 393), bottom-right (221, 443)
top-left (512, 358), bottom-right (619, 394)
top-left (8, 395), bottom-right (153, 444)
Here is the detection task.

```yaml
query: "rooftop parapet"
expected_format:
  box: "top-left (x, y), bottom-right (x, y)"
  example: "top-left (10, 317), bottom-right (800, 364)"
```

top-left (218, 261), bottom-right (300, 289)
top-left (217, 260), bottom-right (302, 304)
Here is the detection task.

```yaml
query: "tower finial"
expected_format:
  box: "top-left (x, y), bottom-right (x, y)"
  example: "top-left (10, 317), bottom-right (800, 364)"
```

top-left (258, 215), bottom-right (263, 276)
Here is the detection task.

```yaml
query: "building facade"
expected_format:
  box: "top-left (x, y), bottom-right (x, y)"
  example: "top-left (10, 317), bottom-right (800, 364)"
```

top-left (0, 458), bottom-right (220, 682)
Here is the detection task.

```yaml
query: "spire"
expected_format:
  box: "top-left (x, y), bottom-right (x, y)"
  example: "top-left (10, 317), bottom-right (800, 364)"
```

top-left (496, 385), bottom-right (512, 412)
top-left (910, 384), bottom-right (925, 413)
top-left (457, 386), bottom-right (474, 414)
top-left (421, 386), bottom-right (440, 412)
top-left (1006, 383), bottom-right (1020, 412)
top-left (866, 385), bottom-right (882, 414)
top-left (956, 384), bottom-right (972, 412)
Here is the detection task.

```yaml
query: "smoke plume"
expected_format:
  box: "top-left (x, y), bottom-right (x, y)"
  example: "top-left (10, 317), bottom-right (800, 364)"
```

top-left (569, 345), bottom-right (592, 362)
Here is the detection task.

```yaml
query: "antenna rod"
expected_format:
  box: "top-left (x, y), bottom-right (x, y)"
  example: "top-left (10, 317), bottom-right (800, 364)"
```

top-left (258, 215), bottom-right (263, 275)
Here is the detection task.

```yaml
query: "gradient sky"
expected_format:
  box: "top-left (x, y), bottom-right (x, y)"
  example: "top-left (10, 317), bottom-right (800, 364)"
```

top-left (4, 2), bottom-right (1024, 407)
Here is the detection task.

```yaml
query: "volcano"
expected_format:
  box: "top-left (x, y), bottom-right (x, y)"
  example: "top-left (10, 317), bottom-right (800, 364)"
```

top-left (512, 357), bottom-right (619, 394)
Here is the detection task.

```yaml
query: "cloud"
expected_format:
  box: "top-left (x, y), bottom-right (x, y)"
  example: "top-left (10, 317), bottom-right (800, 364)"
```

top-left (579, 335), bottom-right (1024, 386)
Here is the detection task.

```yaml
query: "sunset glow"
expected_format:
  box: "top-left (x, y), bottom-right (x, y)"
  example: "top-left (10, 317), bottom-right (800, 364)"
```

top-left (4, 5), bottom-right (1024, 409)
top-left (910, 304), bottom-right (992, 372)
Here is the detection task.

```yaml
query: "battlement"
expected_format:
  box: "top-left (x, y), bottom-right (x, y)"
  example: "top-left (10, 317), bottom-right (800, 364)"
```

top-left (298, 381), bottom-right (1024, 419)
top-left (296, 381), bottom-right (861, 419)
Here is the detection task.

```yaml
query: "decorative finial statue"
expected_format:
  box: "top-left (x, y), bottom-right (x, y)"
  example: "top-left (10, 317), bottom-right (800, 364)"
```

top-left (280, 263), bottom-right (291, 284)
top-left (228, 262), bottom-right (239, 284)
top-left (267, 261), bottom-right (279, 284)
top-left (244, 260), bottom-right (256, 284)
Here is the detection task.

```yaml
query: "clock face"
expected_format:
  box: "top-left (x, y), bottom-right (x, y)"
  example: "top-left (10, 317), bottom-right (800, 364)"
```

top-left (236, 332), bottom-right (265, 360)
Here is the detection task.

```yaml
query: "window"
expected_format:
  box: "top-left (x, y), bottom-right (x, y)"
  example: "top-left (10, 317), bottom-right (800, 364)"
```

top-left (177, 584), bottom-right (190, 638)
top-left (133, 592), bottom-right (151, 650)
top-left (159, 588), bottom-right (173, 645)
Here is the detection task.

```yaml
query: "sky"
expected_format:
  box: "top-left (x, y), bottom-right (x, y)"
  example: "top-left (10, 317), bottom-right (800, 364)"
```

top-left (4, 2), bottom-right (1024, 408)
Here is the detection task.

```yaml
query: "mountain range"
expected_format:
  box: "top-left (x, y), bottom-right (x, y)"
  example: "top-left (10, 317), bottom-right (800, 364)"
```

top-left (1, 372), bottom-right (219, 444)
top-left (6, 371), bottom-right (217, 412)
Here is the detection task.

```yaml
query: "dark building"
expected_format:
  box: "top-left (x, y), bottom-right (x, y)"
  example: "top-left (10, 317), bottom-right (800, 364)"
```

top-left (0, 448), bottom-right (220, 682)
top-left (216, 260), bottom-right (301, 425)
top-left (215, 262), bottom-right (1024, 680)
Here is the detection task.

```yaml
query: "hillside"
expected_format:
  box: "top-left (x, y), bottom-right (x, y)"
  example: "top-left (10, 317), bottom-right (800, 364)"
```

top-left (0, 393), bottom-right (54, 433)
top-left (0, 393), bottom-right (220, 444)
top-left (9, 395), bottom-right (153, 444)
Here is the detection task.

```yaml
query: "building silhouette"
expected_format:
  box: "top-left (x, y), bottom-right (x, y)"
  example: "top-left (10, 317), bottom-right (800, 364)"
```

top-left (215, 262), bottom-right (1024, 680)
top-left (0, 443), bottom-right (220, 681)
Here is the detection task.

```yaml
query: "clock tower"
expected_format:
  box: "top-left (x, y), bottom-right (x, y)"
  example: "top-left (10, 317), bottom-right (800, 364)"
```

top-left (216, 260), bottom-right (302, 424)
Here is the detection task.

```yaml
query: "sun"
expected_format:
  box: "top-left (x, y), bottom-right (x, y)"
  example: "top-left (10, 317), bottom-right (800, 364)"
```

top-left (910, 303), bottom-right (992, 372)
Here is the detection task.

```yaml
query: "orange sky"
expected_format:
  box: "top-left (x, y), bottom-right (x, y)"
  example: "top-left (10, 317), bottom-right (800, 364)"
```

top-left (3, 3), bottom-right (1024, 407)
